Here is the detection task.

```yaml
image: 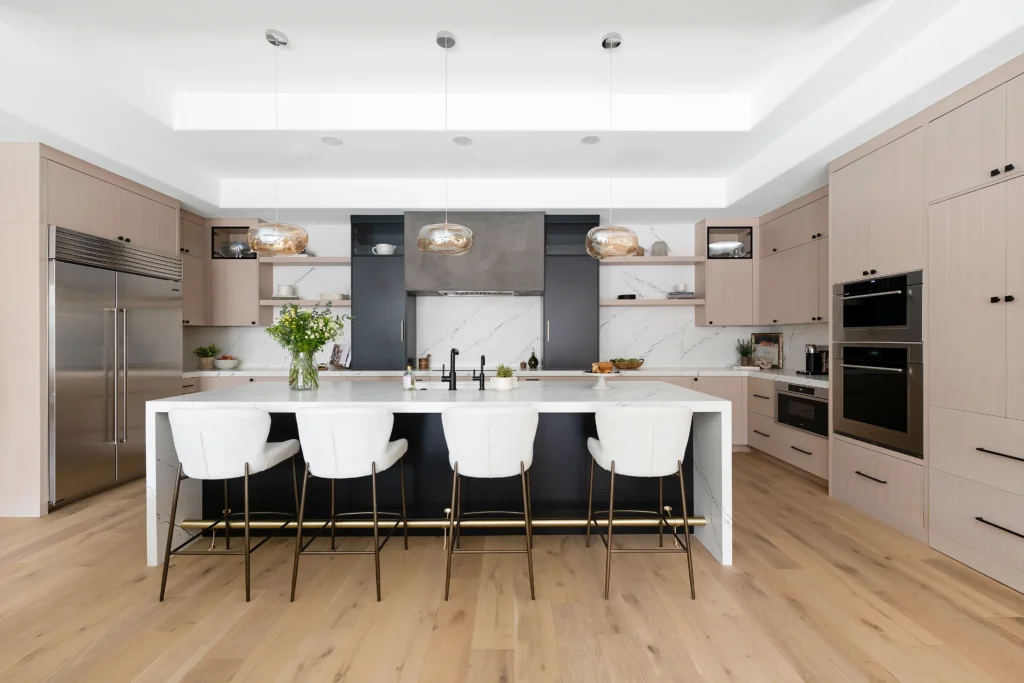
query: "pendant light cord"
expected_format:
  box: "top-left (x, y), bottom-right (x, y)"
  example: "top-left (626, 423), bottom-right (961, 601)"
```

top-left (608, 45), bottom-right (614, 227)
top-left (274, 40), bottom-right (281, 225)
top-left (444, 44), bottom-right (449, 225)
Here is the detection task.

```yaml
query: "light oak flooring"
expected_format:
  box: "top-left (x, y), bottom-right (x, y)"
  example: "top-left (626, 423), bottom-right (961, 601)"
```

top-left (2, 450), bottom-right (1024, 682)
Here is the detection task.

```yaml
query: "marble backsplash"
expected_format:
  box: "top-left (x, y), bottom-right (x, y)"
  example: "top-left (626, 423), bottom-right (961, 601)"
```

top-left (183, 218), bottom-right (828, 372)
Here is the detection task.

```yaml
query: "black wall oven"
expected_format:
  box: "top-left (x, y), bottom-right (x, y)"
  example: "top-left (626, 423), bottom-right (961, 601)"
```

top-left (833, 343), bottom-right (924, 457)
top-left (833, 271), bottom-right (922, 343)
top-left (775, 382), bottom-right (829, 437)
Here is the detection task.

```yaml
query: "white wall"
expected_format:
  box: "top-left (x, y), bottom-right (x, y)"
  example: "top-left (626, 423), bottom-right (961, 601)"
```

top-left (184, 216), bottom-right (827, 371)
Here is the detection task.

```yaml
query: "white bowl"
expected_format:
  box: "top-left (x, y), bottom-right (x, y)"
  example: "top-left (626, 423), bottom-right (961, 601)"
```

top-left (213, 359), bottom-right (239, 369)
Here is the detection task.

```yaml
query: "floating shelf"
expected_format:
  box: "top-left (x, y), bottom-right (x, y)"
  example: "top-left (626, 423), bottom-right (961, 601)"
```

top-left (600, 299), bottom-right (704, 307)
top-left (259, 256), bottom-right (351, 265)
top-left (599, 256), bottom-right (704, 265)
top-left (259, 299), bottom-right (351, 307)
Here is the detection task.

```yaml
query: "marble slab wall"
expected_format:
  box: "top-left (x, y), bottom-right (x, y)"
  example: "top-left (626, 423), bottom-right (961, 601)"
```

top-left (184, 217), bottom-right (828, 371)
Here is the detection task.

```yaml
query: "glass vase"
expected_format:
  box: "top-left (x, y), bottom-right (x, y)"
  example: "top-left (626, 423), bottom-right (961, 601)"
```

top-left (289, 351), bottom-right (319, 391)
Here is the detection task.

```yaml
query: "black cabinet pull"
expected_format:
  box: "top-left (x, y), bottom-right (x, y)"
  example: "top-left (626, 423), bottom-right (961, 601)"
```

top-left (976, 517), bottom-right (1024, 540)
top-left (817, 233), bottom-right (823, 238)
top-left (693, 378), bottom-right (698, 382)
top-left (855, 470), bottom-right (887, 484)
top-left (811, 234), bottom-right (816, 239)
top-left (708, 321), bottom-right (713, 325)
top-left (869, 269), bottom-right (876, 275)
top-left (772, 319), bottom-right (778, 323)
top-left (1007, 164), bottom-right (1016, 173)
top-left (753, 430), bottom-right (770, 438)
top-left (118, 236), bottom-right (124, 241)
top-left (862, 270), bottom-right (869, 276)
top-left (251, 321), bottom-right (256, 325)
top-left (1006, 295), bottom-right (1016, 302)
top-left (976, 446), bottom-right (1024, 463)
top-left (752, 394), bottom-right (770, 400)
top-left (180, 247), bottom-right (185, 252)
top-left (790, 446), bottom-right (812, 455)
top-left (249, 378), bottom-right (255, 382)
top-left (183, 319), bottom-right (189, 324)
top-left (125, 238), bottom-right (131, 243)
top-left (991, 296), bottom-right (1002, 303)
top-left (991, 168), bottom-right (1001, 177)
top-left (773, 248), bottom-right (777, 252)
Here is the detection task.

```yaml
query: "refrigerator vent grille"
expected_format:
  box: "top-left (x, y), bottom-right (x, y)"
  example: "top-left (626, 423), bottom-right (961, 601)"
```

top-left (50, 226), bottom-right (182, 281)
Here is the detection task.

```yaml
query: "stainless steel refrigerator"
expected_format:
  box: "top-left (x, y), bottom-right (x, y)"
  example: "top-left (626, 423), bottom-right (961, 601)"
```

top-left (48, 226), bottom-right (182, 507)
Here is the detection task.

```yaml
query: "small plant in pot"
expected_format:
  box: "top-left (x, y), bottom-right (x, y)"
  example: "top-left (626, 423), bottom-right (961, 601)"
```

top-left (192, 344), bottom-right (220, 370)
top-left (736, 338), bottom-right (755, 367)
top-left (490, 364), bottom-right (518, 392)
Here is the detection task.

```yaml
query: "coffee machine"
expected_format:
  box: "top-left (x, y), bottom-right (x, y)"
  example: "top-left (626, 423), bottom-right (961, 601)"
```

top-left (799, 344), bottom-right (829, 376)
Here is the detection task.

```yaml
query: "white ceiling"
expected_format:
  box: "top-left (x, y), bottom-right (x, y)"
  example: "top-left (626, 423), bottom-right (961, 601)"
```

top-left (1, 0), bottom-right (1023, 217)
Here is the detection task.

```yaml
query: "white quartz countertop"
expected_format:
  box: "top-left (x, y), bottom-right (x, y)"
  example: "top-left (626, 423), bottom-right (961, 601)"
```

top-left (183, 366), bottom-right (829, 389)
top-left (154, 379), bottom-right (730, 413)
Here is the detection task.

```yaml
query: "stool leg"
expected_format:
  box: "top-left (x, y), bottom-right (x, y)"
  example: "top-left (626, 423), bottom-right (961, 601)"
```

top-left (526, 470), bottom-right (534, 550)
top-left (521, 461), bottom-right (535, 600)
top-left (290, 464), bottom-right (309, 602)
top-left (677, 460), bottom-right (696, 600)
top-left (159, 464), bottom-right (183, 602)
top-left (291, 456), bottom-right (300, 516)
top-left (330, 479), bottom-right (336, 551)
top-left (604, 461), bottom-right (616, 600)
top-left (585, 456), bottom-right (595, 549)
top-left (223, 479), bottom-right (230, 551)
top-left (454, 476), bottom-right (462, 550)
top-left (400, 457), bottom-right (408, 550)
top-left (243, 463), bottom-right (251, 603)
top-left (444, 463), bottom-right (458, 601)
top-left (371, 462), bottom-right (381, 602)
top-left (658, 477), bottom-right (664, 548)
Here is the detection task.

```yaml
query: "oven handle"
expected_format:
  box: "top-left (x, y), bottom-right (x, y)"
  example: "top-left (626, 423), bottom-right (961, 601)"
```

top-left (837, 363), bottom-right (904, 373)
top-left (840, 289), bottom-right (903, 301)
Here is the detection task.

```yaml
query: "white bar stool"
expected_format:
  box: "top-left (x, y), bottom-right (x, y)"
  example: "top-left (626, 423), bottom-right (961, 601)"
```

top-left (160, 408), bottom-right (300, 602)
top-left (586, 405), bottom-right (696, 600)
top-left (291, 408), bottom-right (409, 602)
top-left (441, 406), bottom-right (539, 601)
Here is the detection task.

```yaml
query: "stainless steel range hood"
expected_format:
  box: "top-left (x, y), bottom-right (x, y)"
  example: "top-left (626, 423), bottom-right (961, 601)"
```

top-left (404, 211), bottom-right (545, 295)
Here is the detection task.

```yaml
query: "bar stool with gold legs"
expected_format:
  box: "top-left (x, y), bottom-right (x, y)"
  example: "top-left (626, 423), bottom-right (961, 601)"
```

top-left (441, 406), bottom-right (539, 601)
top-left (160, 408), bottom-right (301, 603)
top-left (585, 405), bottom-right (696, 600)
top-left (291, 408), bottom-right (408, 602)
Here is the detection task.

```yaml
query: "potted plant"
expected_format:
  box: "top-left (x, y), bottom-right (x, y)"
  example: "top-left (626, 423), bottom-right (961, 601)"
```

top-left (266, 304), bottom-right (351, 390)
top-left (489, 364), bottom-right (518, 392)
top-left (192, 344), bottom-right (221, 370)
top-left (736, 338), bottom-right (755, 367)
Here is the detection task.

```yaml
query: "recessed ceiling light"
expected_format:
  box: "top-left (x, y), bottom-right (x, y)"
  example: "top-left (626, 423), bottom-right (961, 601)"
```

top-left (320, 135), bottom-right (344, 146)
top-left (580, 135), bottom-right (601, 145)
top-left (452, 135), bottom-right (473, 146)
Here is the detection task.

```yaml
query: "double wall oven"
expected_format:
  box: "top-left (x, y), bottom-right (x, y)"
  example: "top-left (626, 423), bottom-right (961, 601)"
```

top-left (832, 271), bottom-right (924, 458)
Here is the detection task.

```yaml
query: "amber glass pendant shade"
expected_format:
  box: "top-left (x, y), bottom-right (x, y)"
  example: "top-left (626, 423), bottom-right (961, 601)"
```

top-left (417, 222), bottom-right (474, 256)
top-left (247, 223), bottom-right (309, 256)
top-left (586, 225), bottom-right (639, 259)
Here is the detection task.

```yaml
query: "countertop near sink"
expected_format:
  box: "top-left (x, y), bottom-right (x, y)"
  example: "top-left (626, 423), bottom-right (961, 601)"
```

top-left (183, 366), bottom-right (829, 389)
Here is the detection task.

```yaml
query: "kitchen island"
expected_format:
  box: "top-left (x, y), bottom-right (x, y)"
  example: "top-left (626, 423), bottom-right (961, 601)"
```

top-left (146, 380), bottom-right (732, 566)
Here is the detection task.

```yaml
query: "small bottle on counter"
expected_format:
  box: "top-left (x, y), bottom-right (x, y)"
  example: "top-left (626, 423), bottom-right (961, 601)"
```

top-left (528, 350), bottom-right (539, 370)
top-left (403, 365), bottom-right (416, 391)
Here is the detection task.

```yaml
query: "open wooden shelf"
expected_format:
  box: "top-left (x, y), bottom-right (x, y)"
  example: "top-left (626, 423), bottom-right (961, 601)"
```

top-left (259, 256), bottom-right (351, 265)
top-left (259, 299), bottom-right (351, 307)
top-left (599, 256), bottom-right (704, 265)
top-left (599, 298), bottom-right (704, 307)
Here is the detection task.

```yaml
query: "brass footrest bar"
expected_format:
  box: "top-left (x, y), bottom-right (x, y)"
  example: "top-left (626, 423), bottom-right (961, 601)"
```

top-left (180, 516), bottom-right (706, 530)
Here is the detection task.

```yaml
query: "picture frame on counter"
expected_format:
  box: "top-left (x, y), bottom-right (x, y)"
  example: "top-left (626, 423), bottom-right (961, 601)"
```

top-left (751, 332), bottom-right (783, 368)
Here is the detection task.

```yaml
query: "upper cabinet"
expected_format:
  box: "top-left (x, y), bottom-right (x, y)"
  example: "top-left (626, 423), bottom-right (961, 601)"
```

top-left (760, 195), bottom-right (828, 257)
top-left (179, 214), bottom-right (207, 256)
top-left (1006, 74), bottom-right (1024, 180)
top-left (211, 259), bottom-right (272, 327)
top-left (758, 188), bottom-right (829, 324)
top-left (830, 128), bottom-right (925, 284)
top-left (695, 220), bottom-right (756, 326)
top-left (121, 190), bottom-right (177, 256)
top-left (46, 160), bottom-right (122, 242)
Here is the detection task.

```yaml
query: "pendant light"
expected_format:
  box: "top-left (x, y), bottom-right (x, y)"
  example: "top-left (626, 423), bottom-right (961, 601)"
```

top-left (417, 31), bottom-right (474, 256)
top-left (586, 32), bottom-right (638, 260)
top-left (247, 29), bottom-right (310, 256)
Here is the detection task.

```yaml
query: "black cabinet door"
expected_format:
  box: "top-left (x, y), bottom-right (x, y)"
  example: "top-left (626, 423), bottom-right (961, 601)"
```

top-left (543, 255), bottom-right (598, 369)
top-left (351, 256), bottom-right (410, 370)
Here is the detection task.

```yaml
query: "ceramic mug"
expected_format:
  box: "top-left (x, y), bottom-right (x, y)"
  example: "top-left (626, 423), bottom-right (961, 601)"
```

top-left (372, 244), bottom-right (397, 255)
top-left (672, 283), bottom-right (689, 293)
top-left (276, 284), bottom-right (295, 297)
top-left (489, 376), bottom-right (518, 392)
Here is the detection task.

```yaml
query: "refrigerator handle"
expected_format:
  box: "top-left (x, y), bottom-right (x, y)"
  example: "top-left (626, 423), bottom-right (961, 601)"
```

top-left (120, 308), bottom-right (127, 445)
top-left (110, 307), bottom-right (118, 445)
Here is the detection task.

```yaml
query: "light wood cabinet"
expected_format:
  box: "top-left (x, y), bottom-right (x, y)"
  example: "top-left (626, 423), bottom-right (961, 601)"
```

top-left (759, 241), bottom-right (818, 324)
top-left (1007, 74), bottom-right (1024, 181)
top-left (121, 190), bottom-right (177, 256)
top-left (816, 238), bottom-right (829, 322)
top-left (211, 259), bottom-right (272, 327)
top-left (699, 259), bottom-right (753, 326)
top-left (928, 182), bottom-right (1008, 417)
top-left (46, 160), bottom-right (122, 241)
top-left (1007, 181), bottom-right (1024, 421)
top-left (830, 129), bottom-right (925, 284)
top-left (691, 376), bottom-right (746, 446)
top-left (179, 216), bottom-right (207, 257)
top-left (926, 85), bottom-right (1007, 202)
top-left (760, 196), bottom-right (828, 257)
top-left (747, 411), bottom-right (827, 480)
top-left (201, 376), bottom-right (276, 391)
top-left (181, 254), bottom-right (209, 326)
top-left (929, 406), bottom-right (1024, 496)
top-left (747, 377), bottom-right (775, 418)
top-left (831, 438), bottom-right (924, 541)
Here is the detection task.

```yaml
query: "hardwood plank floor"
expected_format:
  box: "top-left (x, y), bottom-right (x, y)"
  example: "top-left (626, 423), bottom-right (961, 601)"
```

top-left (2, 450), bottom-right (1023, 683)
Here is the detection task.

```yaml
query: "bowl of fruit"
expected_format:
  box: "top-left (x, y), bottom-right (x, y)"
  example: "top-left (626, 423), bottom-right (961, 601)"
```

top-left (610, 357), bottom-right (644, 371)
top-left (213, 355), bottom-right (240, 370)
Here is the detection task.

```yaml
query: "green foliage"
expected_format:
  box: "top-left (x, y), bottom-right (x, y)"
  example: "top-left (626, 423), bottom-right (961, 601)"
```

top-left (736, 338), bottom-right (755, 357)
top-left (192, 344), bottom-right (220, 358)
top-left (266, 304), bottom-right (351, 354)
top-left (495, 364), bottom-right (515, 378)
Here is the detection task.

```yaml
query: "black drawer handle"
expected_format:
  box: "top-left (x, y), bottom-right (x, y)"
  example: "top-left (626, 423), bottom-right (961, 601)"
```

top-left (862, 270), bottom-right (869, 276)
top-left (976, 517), bottom-right (1024, 540)
top-left (991, 168), bottom-right (1001, 177)
top-left (752, 394), bottom-right (770, 400)
top-left (1006, 164), bottom-right (1016, 173)
top-left (1007, 295), bottom-right (1016, 303)
top-left (976, 447), bottom-right (1024, 463)
top-left (855, 470), bottom-right (887, 484)
top-left (991, 296), bottom-right (1002, 303)
top-left (753, 430), bottom-right (770, 438)
top-left (790, 446), bottom-right (812, 455)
